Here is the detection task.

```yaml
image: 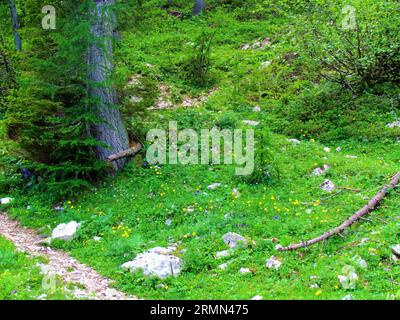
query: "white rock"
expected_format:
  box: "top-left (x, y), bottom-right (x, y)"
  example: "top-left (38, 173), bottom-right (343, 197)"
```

top-left (215, 250), bottom-right (232, 259)
top-left (241, 38), bottom-right (271, 50)
top-left (253, 106), bottom-right (261, 112)
top-left (287, 138), bottom-right (301, 145)
top-left (320, 179), bottom-right (336, 192)
top-left (242, 120), bottom-right (259, 126)
top-left (0, 197), bottom-right (13, 205)
top-left (207, 183), bottom-right (222, 190)
top-left (387, 121), bottom-right (400, 128)
top-left (266, 256), bottom-right (282, 269)
top-left (218, 263), bottom-right (228, 270)
top-left (222, 232), bottom-right (247, 248)
top-left (391, 244), bottom-right (400, 258)
top-left (311, 164), bottom-right (330, 176)
top-left (251, 295), bottom-right (263, 300)
top-left (239, 268), bottom-right (252, 274)
top-left (342, 295), bottom-right (354, 300)
top-left (310, 284), bottom-right (319, 289)
top-left (93, 236), bottom-right (102, 242)
top-left (121, 246), bottom-right (181, 279)
top-left (261, 61), bottom-right (272, 68)
top-left (51, 221), bottom-right (81, 241)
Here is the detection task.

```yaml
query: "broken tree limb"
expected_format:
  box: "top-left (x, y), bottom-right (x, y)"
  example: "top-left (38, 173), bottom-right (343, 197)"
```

top-left (276, 172), bottom-right (400, 252)
top-left (107, 143), bottom-right (142, 162)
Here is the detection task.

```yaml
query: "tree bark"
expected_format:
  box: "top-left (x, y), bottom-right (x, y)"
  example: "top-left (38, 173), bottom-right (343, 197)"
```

top-left (8, 0), bottom-right (22, 51)
top-left (277, 173), bottom-right (400, 251)
top-left (193, 0), bottom-right (205, 16)
top-left (88, 0), bottom-right (129, 171)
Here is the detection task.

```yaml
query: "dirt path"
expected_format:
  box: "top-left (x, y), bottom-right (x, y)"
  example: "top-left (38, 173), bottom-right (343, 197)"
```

top-left (0, 213), bottom-right (137, 300)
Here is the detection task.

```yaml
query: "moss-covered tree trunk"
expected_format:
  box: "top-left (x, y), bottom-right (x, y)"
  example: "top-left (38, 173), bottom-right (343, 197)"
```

top-left (8, 0), bottom-right (22, 51)
top-left (88, 0), bottom-right (129, 171)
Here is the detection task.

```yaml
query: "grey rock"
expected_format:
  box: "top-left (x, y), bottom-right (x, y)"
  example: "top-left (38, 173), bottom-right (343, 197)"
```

top-left (266, 256), bottom-right (282, 269)
top-left (51, 221), bottom-right (81, 241)
top-left (320, 179), bottom-right (336, 192)
top-left (311, 164), bottom-right (330, 176)
top-left (121, 246), bottom-right (181, 279)
top-left (242, 120), bottom-right (259, 127)
top-left (207, 183), bottom-right (222, 190)
top-left (222, 232), bottom-right (247, 248)
top-left (0, 197), bottom-right (13, 205)
top-left (215, 250), bottom-right (232, 259)
top-left (387, 121), bottom-right (400, 128)
top-left (391, 244), bottom-right (400, 258)
top-left (239, 268), bottom-right (252, 274)
top-left (287, 138), bottom-right (301, 145)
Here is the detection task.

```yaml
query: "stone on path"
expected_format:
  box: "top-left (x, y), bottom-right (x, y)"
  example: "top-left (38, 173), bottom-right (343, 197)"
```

top-left (51, 221), bottom-right (81, 241)
top-left (0, 214), bottom-right (134, 300)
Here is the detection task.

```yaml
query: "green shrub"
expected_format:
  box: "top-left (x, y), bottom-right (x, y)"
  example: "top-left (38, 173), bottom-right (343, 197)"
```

top-left (297, 0), bottom-right (400, 92)
top-left (184, 31), bottom-right (215, 87)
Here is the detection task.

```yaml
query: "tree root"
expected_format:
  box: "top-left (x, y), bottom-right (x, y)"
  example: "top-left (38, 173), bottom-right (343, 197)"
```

top-left (276, 172), bottom-right (400, 252)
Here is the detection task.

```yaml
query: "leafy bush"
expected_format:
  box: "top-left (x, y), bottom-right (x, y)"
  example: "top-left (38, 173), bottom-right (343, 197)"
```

top-left (297, 0), bottom-right (400, 92)
top-left (240, 127), bottom-right (279, 185)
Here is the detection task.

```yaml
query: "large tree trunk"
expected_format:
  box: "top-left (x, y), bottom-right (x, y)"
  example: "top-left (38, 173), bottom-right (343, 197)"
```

top-left (193, 0), bottom-right (205, 16)
top-left (8, 0), bottom-right (22, 51)
top-left (88, 0), bottom-right (129, 171)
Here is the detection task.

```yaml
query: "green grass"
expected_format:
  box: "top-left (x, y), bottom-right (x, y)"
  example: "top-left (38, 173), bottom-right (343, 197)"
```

top-left (0, 236), bottom-right (69, 300)
top-left (7, 136), bottom-right (400, 300)
top-left (2, 4), bottom-right (400, 300)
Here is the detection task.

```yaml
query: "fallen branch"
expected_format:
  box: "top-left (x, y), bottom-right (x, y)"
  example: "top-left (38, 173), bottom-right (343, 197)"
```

top-left (107, 143), bottom-right (142, 162)
top-left (277, 172), bottom-right (400, 252)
